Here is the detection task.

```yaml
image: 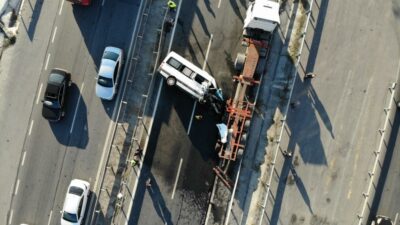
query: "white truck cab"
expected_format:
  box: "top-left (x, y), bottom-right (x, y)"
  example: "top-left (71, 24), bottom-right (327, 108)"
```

top-left (243, 0), bottom-right (280, 34)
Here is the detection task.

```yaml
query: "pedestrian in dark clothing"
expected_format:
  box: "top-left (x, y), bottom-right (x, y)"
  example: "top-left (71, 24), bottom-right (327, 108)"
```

top-left (305, 72), bottom-right (316, 79)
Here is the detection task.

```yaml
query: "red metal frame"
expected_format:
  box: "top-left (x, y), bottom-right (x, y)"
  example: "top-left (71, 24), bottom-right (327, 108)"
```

top-left (216, 38), bottom-right (268, 161)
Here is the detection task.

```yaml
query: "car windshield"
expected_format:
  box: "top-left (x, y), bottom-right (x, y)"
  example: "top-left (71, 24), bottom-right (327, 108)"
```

top-left (97, 76), bottom-right (113, 88)
top-left (103, 51), bottom-right (119, 61)
top-left (63, 211), bottom-right (78, 223)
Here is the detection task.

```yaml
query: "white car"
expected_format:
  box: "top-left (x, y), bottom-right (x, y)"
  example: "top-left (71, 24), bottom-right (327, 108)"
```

top-left (96, 46), bottom-right (123, 100)
top-left (61, 179), bottom-right (90, 225)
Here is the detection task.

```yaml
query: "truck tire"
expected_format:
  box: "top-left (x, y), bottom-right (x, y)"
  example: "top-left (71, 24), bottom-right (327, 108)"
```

top-left (240, 133), bottom-right (247, 144)
top-left (166, 76), bottom-right (176, 86)
top-left (243, 120), bottom-right (251, 132)
top-left (237, 148), bottom-right (244, 159)
top-left (234, 53), bottom-right (246, 72)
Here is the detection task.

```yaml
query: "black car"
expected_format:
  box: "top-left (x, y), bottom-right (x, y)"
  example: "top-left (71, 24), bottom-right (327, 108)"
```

top-left (42, 68), bottom-right (71, 122)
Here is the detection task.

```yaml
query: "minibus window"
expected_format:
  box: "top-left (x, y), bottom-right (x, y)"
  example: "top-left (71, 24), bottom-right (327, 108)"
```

top-left (194, 74), bottom-right (206, 84)
top-left (167, 57), bottom-right (182, 70)
top-left (182, 67), bottom-right (194, 77)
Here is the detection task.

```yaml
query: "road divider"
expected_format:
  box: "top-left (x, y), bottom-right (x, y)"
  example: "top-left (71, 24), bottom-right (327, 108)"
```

top-left (44, 53), bottom-right (50, 71)
top-left (28, 120), bottom-right (34, 136)
top-left (187, 101), bottom-right (197, 134)
top-left (51, 27), bottom-right (57, 43)
top-left (21, 151), bottom-right (26, 167)
top-left (36, 83), bottom-right (43, 105)
top-left (14, 179), bottom-right (20, 195)
top-left (47, 210), bottom-right (53, 225)
top-left (171, 158), bottom-right (183, 199)
top-left (70, 82), bottom-right (84, 134)
top-left (58, 0), bottom-right (64, 15)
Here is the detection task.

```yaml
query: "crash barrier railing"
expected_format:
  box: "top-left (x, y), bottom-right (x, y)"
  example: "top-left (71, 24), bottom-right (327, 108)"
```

top-left (90, 0), bottom-right (149, 223)
top-left (254, 0), bottom-right (315, 224)
top-left (90, 0), bottom-right (173, 224)
top-left (109, 2), bottom-right (181, 225)
top-left (356, 82), bottom-right (398, 225)
top-left (210, 0), bottom-right (302, 224)
top-left (111, 5), bottom-right (172, 225)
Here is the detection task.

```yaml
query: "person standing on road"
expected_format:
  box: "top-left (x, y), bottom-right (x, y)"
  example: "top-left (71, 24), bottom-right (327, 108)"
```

top-left (304, 72), bottom-right (316, 79)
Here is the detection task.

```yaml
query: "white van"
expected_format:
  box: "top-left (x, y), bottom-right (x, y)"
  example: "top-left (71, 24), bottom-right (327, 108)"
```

top-left (158, 51), bottom-right (217, 102)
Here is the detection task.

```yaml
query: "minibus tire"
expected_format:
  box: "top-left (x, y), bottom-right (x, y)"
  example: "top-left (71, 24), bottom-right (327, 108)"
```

top-left (166, 76), bottom-right (176, 86)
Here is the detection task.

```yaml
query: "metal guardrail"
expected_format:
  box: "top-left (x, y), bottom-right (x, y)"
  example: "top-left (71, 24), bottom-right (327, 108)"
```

top-left (254, 0), bottom-right (315, 224)
top-left (356, 82), bottom-right (398, 225)
top-left (90, 0), bottom-right (170, 223)
top-left (92, 0), bottom-right (184, 224)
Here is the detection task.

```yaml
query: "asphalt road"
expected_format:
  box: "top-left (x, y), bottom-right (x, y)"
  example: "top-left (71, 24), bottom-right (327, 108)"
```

top-left (0, 0), bottom-right (139, 224)
top-left (128, 0), bottom-right (246, 224)
top-left (263, 0), bottom-right (400, 224)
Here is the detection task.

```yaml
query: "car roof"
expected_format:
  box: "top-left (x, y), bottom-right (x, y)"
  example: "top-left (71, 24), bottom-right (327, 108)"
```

top-left (63, 180), bottom-right (88, 213)
top-left (98, 59), bottom-right (116, 78)
top-left (45, 83), bottom-right (61, 98)
top-left (63, 192), bottom-right (81, 214)
top-left (48, 71), bottom-right (65, 85)
top-left (164, 51), bottom-right (217, 88)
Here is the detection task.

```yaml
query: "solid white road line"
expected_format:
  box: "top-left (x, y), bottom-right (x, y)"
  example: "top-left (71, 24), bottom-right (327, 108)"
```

top-left (203, 34), bottom-right (213, 70)
top-left (218, 0), bottom-right (222, 8)
top-left (51, 27), bottom-right (58, 43)
top-left (36, 83), bottom-right (43, 104)
top-left (21, 151), bottom-right (26, 166)
top-left (70, 82), bottom-right (84, 134)
top-left (171, 158), bottom-right (183, 199)
top-left (186, 101), bottom-right (197, 135)
top-left (101, 0), bottom-right (105, 6)
top-left (394, 213), bottom-right (399, 225)
top-left (44, 53), bottom-right (50, 71)
top-left (47, 210), bottom-right (53, 225)
top-left (28, 120), bottom-right (34, 136)
top-left (14, 179), bottom-right (20, 195)
top-left (18, 0), bottom-right (26, 15)
top-left (58, 0), bottom-right (64, 15)
top-left (8, 209), bottom-right (13, 225)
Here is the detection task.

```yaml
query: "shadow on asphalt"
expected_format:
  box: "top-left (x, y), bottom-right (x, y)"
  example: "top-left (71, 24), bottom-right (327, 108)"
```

top-left (128, 164), bottom-right (173, 225)
top-left (269, 0), bottom-right (331, 223)
top-left (367, 108), bottom-right (400, 222)
top-left (49, 82), bottom-right (89, 148)
top-left (73, 0), bottom-right (134, 119)
top-left (23, 0), bottom-right (44, 41)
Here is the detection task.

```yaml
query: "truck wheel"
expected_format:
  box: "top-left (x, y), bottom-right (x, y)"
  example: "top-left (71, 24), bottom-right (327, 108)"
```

top-left (240, 133), bottom-right (247, 144)
top-left (166, 76), bottom-right (176, 86)
top-left (237, 148), bottom-right (244, 159)
top-left (234, 53), bottom-right (246, 72)
top-left (243, 120), bottom-right (251, 131)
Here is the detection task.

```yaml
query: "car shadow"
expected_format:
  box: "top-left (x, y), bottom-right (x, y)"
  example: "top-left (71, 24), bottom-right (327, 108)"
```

top-left (128, 161), bottom-right (173, 225)
top-left (100, 98), bottom-right (117, 119)
top-left (71, 0), bottom-right (139, 119)
top-left (49, 82), bottom-right (89, 149)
